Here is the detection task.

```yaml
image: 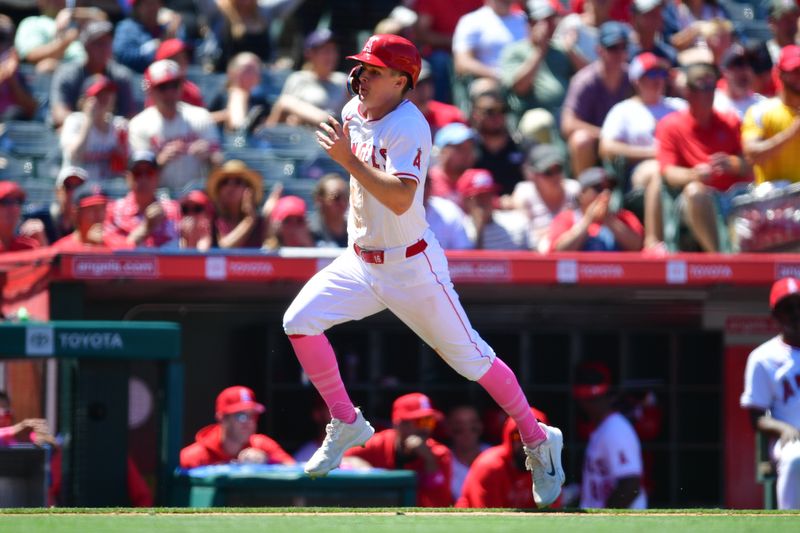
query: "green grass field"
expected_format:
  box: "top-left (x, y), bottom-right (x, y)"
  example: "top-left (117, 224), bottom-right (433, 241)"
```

top-left (2, 508), bottom-right (799, 533)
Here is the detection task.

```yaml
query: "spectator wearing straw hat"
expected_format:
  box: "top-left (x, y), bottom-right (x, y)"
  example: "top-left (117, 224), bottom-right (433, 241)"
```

top-left (207, 159), bottom-right (267, 249)
top-left (180, 385), bottom-right (295, 469)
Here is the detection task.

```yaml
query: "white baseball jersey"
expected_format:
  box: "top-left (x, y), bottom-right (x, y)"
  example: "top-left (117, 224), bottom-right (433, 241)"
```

top-left (342, 97), bottom-right (431, 249)
top-left (741, 336), bottom-right (800, 429)
top-left (580, 412), bottom-right (647, 509)
top-left (128, 102), bottom-right (220, 192)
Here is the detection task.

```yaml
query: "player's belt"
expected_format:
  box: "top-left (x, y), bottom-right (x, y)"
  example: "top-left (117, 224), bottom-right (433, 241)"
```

top-left (353, 239), bottom-right (427, 264)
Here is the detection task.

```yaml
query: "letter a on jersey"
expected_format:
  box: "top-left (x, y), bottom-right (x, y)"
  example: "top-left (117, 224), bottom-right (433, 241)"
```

top-left (413, 148), bottom-right (421, 170)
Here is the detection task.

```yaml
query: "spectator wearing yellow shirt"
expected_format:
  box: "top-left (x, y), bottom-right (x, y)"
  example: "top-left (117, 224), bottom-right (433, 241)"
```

top-left (742, 45), bottom-right (800, 185)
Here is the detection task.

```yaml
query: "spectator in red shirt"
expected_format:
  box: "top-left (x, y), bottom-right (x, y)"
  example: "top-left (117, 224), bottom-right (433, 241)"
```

top-left (52, 184), bottom-right (131, 251)
top-left (180, 385), bottom-right (295, 469)
top-left (654, 62), bottom-right (750, 252)
top-left (0, 181), bottom-right (40, 254)
top-left (428, 122), bottom-right (478, 204)
top-left (549, 167), bottom-right (644, 251)
top-left (345, 393), bottom-right (453, 507)
top-left (104, 150), bottom-right (180, 247)
top-left (456, 406), bottom-right (550, 508)
top-left (407, 59), bottom-right (467, 140)
top-left (143, 38), bottom-right (204, 108)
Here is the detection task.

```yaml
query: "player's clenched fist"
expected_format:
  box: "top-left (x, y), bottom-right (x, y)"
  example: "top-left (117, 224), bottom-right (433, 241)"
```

top-left (316, 117), bottom-right (353, 166)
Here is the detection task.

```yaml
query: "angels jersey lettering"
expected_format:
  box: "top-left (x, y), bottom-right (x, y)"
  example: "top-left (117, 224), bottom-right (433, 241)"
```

top-left (342, 97), bottom-right (431, 249)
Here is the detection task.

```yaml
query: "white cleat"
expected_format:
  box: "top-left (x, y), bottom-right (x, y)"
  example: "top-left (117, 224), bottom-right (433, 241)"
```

top-left (304, 407), bottom-right (375, 478)
top-left (524, 423), bottom-right (565, 508)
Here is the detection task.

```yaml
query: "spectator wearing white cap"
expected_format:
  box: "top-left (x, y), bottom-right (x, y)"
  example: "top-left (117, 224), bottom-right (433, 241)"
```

top-left (599, 52), bottom-right (685, 249)
top-left (128, 59), bottom-right (222, 193)
top-left (21, 165), bottom-right (87, 246)
top-left (500, 0), bottom-right (577, 127)
top-left (60, 74), bottom-right (129, 182)
top-left (428, 123), bottom-right (478, 205)
top-left (50, 19), bottom-right (136, 128)
top-left (628, 0), bottom-right (678, 66)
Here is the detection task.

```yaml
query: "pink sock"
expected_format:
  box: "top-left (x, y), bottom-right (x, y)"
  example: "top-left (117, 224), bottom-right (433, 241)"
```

top-left (289, 334), bottom-right (356, 423)
top-left (478, 357), bottom-right (547, 446)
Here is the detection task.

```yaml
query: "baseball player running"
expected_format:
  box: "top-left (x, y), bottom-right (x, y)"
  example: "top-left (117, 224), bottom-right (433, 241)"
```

top-left (282, 34), bottom-right (564, 507)
top-left (741, 277), bottom-right (800, 509)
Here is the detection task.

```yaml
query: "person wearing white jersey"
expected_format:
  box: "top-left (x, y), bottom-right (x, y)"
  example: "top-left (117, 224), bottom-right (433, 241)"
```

top-left (741, 277), bottom-right (800, 509)
top-left (282, 33), bottom-right (564, 508)
top-left (128, 59), bottom-right (222, 193)
top-left (574, 361), bottom-right (646, 509)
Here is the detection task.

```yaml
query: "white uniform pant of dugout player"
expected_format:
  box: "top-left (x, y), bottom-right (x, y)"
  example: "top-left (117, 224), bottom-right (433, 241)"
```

top-left (774, 439), bottom-right (800, 509)
top-left (283, 230), bottom-right (496, 381)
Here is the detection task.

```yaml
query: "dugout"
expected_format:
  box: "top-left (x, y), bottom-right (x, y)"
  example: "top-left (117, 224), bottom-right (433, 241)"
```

top-left (0, 320), bottom-right (182, 506)
top-left (37, 249), bottom-right (798, 508)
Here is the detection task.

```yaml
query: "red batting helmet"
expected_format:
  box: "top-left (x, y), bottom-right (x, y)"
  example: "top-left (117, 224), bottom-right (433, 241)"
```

top-left (347, 34), bottom-right (422, 88)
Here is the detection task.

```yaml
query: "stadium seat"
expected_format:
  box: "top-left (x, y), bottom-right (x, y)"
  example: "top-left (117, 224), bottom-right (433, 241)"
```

top-left (0, 151), bottom-right (35, 181)
top-left (224, 148), bottom-right (299, 181)
top-left (0, 121), bottom-right (59, 178)
top-left (298, 155), bottom-right (347, 181)
top-left (660, 183), bottom-right (733, 253)
top-left (260, 68), bottom-right (292, 104)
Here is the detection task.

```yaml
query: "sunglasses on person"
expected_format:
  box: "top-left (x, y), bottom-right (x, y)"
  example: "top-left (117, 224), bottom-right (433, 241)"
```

top-left (687, 80), bottom-right (717, 93)
top-left (281, 215), bottom-right (307, 225)
top-left (229, 412), bottom-right (257, 423)
top-left (541, 164), bottom-right (563, 177)
top-left (643, 69), bottom-right (668, 80)
top-left (325, 191), bottom-right (347, 202)
top-left (590, 182), bottom-right (616, 193)
top-left (181, 203), bottom-right (206, 216)
top-left (605, 43), bottom-right (627, 53)
top-left (0, 197), bottom-right (24, 207)
top-left (411, 416), bottom-right (437, 431)
top-left (476, 105), bottom-right (505, 116)
top-left (220, 177), bottom-right (248, 188)
top-left (155, 80), bottom-right (182, 92)
top-left (63, 177), bottom-right (84, 191)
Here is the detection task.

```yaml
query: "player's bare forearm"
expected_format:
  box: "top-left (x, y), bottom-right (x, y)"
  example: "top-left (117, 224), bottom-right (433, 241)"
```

top-left (317, 116), bottom-right (417, 215)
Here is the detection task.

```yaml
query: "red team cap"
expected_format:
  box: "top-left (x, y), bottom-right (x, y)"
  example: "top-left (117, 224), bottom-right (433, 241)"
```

top-left (144, 59), bottom-right (183, 89)
top-left (770, 277), bottom-right (800, 309)
top-left (82, 74), bottom-right (117, 98)
top-left (155, 38), bottom-right (188, 61)
top-left (347, 34), bottom-right (422, 88)
top-left (391, 393), bottom-right (443, 423)
top-left (778, 45), bottom-right (800, 72)
top-left (572, 361), bottom-right (613, 399)
top-left (0, 180), bottom-right (25, 201)
top-left (456, 169), bottom-right (500, 198)
top-left (215, 386), bottom-right (265, 417)
top-left (269, 195), bottom-right (307, 224)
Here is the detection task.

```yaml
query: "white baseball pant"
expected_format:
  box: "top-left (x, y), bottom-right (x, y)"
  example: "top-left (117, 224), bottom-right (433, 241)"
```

top-left (283, 230), bottom-right (496, 381)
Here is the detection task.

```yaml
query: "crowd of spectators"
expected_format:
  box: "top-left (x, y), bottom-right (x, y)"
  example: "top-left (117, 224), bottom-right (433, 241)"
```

top-left (2, 0), bottom-right (800, 256)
